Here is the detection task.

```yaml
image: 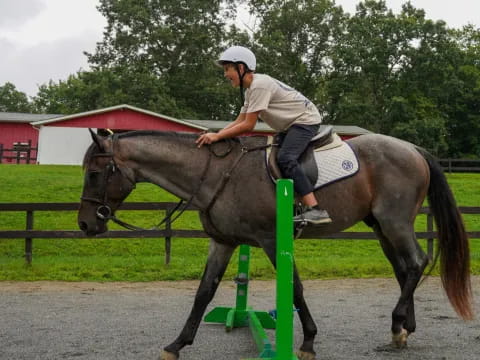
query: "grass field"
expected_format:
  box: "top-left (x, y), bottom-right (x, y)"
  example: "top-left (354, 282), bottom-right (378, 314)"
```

top-left (0, 164), bottom-right (479, 281)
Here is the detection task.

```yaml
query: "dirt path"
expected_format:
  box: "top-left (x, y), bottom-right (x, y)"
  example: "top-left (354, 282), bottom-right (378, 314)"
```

top-left (1, 277), bottom-right (480, 359)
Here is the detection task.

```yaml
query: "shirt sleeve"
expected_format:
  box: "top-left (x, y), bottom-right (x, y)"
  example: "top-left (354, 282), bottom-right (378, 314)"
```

top-left (244, 87), bottom-right (272, 113)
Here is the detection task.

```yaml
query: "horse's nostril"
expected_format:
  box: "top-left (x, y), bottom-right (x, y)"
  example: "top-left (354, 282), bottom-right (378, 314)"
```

top-left (79, 221), bottom-right (88, 232)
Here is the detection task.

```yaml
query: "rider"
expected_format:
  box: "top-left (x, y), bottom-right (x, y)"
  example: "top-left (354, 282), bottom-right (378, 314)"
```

top-left (196, 45), bottom-right (331, 225)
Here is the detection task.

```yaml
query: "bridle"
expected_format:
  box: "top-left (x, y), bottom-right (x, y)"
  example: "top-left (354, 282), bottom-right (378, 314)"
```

top-left (81, 134), bottom-right (274, 231)
top-left (80, 146), bottom-right (144, 230)
top-left (80, 154), bottom-right (116, 220)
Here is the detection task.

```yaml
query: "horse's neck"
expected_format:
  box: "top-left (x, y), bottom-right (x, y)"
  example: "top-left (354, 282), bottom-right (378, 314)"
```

top-left (118, 133), bottom-right (206, 199)
top-left (118, 133), bottom-right (267, 206)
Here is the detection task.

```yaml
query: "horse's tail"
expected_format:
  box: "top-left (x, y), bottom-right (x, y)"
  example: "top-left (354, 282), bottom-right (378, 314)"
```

top-left (417, 147), bottom-right (473, 320)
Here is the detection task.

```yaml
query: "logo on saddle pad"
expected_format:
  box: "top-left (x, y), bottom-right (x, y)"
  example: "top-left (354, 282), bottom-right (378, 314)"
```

top-left (342, 159), bottom-right (355, 172)
top-left (266, 133), bottom-right (359, 190)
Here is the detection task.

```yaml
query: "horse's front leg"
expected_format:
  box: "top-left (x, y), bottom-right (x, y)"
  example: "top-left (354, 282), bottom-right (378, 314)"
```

top-left (160, 240), bottom-right (235, 360)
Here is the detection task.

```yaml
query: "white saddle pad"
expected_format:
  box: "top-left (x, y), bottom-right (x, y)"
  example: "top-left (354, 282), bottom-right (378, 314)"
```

top-left (313, 142), bottom-right (359, 189)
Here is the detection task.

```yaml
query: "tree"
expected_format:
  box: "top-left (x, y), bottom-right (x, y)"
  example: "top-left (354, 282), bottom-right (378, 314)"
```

top-left (441, 26), bottom-right (480, 157)
top-left (324, 1), bottom-right (470, 155)
top-left (85, 0), bottom-right (243, 119)
top-left (246, 0), bottom-right (345, 109)
top-left (441, 64), bottom-right (480, 157)
top-left (389, 95), bottom-right (448, 156)
top-left (0, 82), bottom-right (32, 113)
top-left (327, 1), bottom-right (433, 131)
top-left (32, 66), bottom-right (180, 116)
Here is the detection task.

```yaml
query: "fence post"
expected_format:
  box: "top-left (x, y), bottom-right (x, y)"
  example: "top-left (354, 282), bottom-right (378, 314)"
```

top-left (427, 211), bottom-right (434, 260)
top-left (26, 140), bottom-right (32, 164)
top-left (0, 143), bottom-right (3, 163)
top-left (25, 210), bottom-right (34, 265)
top-left (165, 206), bottom-right (172, 265)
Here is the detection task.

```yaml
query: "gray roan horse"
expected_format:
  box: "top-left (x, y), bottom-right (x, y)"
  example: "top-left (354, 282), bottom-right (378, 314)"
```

top-left (78, 129), bottom-right (472, 360)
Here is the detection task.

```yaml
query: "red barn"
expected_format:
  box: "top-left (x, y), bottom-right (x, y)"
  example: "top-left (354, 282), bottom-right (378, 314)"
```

top-left (31, 105), bottom-right (209, 164)
top-left (0, 112), bottom-right (61, 163)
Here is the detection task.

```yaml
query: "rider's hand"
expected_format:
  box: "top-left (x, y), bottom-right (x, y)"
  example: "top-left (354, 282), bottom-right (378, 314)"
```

top-left (196, 132), bottom-right (220, 148)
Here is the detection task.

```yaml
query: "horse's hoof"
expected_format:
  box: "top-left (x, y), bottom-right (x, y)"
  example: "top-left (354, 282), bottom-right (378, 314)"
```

top-left (391, 328), bottom-right (408, 348)
top-left (296, 349), bottom-right (316, 360)
top-left (159, 350), bottom-right (178, 360)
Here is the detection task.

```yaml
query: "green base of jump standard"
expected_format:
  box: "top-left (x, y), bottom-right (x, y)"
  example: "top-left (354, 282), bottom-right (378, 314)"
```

top-left (243, 357), bottom-right (298, 360)
top-left (245, 308), bottom-right (277, 358)
top-left (204, 306), bottom-right (276, 331)
top-left (239, 307), bottom-right (299, 360)
top-left (204, 306), bottom-right (276, 358)
top-left (203, 244), bottom-right (277, 359)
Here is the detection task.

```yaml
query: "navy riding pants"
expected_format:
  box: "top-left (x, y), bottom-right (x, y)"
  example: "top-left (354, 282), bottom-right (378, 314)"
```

top-left (276, 123), bottom-right (320, 196)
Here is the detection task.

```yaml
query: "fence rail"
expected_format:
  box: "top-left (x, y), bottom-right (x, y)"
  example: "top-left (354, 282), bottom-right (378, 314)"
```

top-left (439, 158), bottom-right (480, 173)
top-left (0, 140), bottom-right (37, 164)
top-left (0, 202), bottom-right (479, 265)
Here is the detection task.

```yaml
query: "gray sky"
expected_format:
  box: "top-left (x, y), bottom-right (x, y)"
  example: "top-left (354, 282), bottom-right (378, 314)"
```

top-left (1, 0), bottom-right (479, 98)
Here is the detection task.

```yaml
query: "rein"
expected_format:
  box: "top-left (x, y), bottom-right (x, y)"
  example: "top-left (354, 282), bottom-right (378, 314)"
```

top-left (204, 140), bottom-right (274, 213)
top-left (82, 135), bottom-right (273, 232)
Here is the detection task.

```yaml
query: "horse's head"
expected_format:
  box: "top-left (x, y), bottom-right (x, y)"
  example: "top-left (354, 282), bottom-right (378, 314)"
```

top-left (78, 129), bottom-right (136, 236)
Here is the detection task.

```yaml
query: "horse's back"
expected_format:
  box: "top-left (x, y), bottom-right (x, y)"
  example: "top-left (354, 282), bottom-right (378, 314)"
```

top-left (348, 133), bottom-right (430, 216)
top-left (302, 134), bottom-right (429, 238)
top-left (348, 133), bottom-right (429, 183)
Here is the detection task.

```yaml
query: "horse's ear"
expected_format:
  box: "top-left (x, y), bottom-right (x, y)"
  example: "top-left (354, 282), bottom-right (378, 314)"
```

top-left (88, 128), bottom-right (106, 152)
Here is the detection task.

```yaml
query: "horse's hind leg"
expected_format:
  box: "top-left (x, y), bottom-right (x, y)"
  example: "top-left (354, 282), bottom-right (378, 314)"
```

top-left (372, 221), bottom-right (428, 348)
top-left (161, 240), bottom-right (235, 360)
top-left (293, 267), bottom-right (318, 360)
top-left (263, 245), bottom-right (317, 360)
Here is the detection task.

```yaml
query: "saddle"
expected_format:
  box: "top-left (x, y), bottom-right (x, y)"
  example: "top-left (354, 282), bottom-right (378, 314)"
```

top-left (266, 125), bottom-right (350, 187)
top-left (265, 126), bottom-right (359, 190)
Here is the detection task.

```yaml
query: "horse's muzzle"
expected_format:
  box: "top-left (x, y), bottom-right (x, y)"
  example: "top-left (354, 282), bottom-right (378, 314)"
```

top-left (78, 219), bottom-right (108, 236)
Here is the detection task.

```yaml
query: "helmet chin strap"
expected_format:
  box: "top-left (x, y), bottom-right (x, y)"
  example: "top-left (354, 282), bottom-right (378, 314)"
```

top-left (235, 63), bottom-right (247, 105)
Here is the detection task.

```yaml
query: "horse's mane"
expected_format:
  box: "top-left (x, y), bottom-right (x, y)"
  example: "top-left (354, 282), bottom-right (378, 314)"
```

top-left (116, 130), bottom-right (198, 140)
top-left (83, 131), bottom-right (199, 168)
top-left (82, 130), bottom-right (267, 169)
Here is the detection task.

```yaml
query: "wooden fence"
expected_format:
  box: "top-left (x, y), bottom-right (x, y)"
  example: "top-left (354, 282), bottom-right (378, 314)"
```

top-left (439, 158), bottom-right (480, 173)
top-left (0, 140), bottom-right (37, 164)
top-left (0, 202), bottom-right (479, 265)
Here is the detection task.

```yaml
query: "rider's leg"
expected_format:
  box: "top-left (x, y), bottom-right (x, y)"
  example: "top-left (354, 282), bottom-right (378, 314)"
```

top-left (276, 124), bottom-right (331, 224)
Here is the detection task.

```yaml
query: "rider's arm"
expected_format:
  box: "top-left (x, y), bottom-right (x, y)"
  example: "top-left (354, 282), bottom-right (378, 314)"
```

top-left (223, 113), bottom-right (246, 130)
top-left (196, 111), bottom-right (260, 147)
top-left (216, 111), bottom-right (260, 139)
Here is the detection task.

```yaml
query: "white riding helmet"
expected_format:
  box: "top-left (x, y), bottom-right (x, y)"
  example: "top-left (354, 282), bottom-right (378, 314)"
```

top-left (217, 46), bottom-right (256, 71)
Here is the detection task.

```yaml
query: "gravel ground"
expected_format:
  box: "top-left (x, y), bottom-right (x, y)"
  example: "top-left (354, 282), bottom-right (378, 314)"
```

top-left (1, 277), bottom-right (480, 360)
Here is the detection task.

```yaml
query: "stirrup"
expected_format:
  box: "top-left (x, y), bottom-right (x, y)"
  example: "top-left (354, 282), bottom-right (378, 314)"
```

top-left (293, 203), bottom-right (308, 238)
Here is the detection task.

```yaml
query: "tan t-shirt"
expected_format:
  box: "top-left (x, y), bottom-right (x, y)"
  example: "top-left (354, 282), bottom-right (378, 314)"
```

top-left (240, 74), bottom-right (322, 132)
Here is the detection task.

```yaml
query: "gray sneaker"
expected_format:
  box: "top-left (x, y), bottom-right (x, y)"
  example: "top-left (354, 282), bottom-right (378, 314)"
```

top-left (294, 207), bottom-right (332, 225)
